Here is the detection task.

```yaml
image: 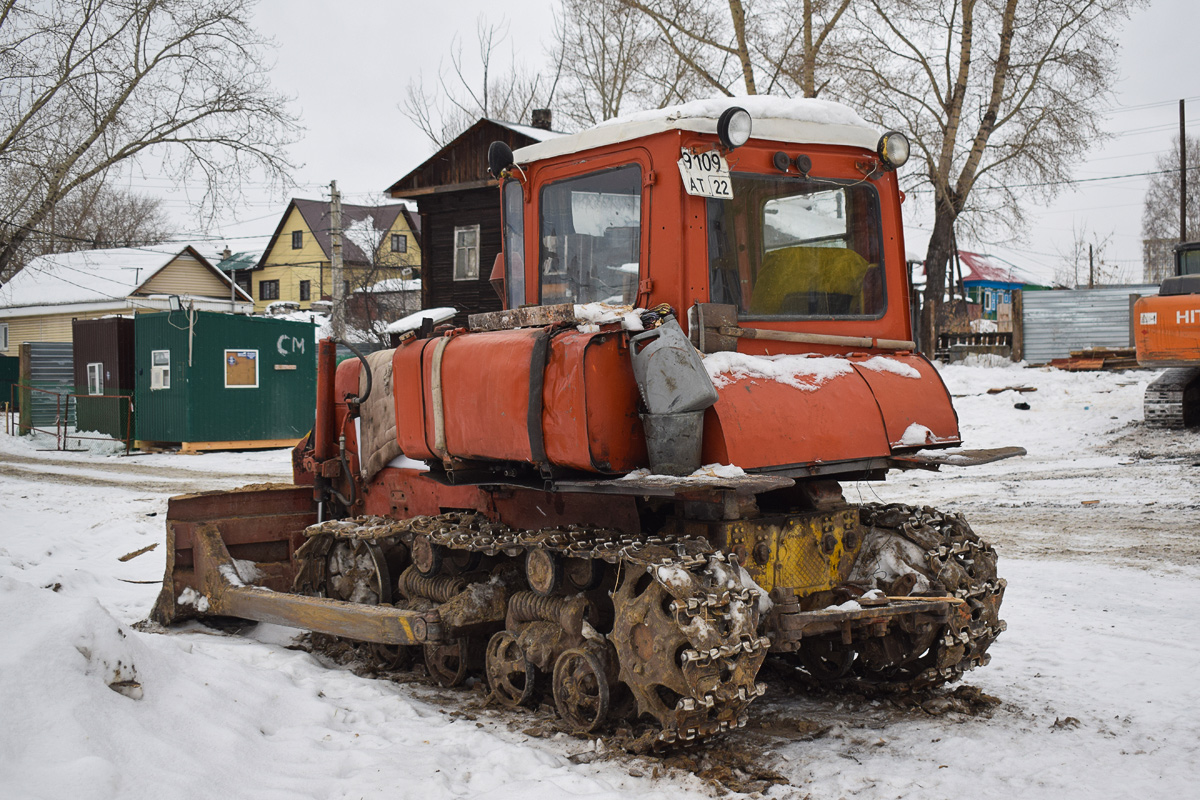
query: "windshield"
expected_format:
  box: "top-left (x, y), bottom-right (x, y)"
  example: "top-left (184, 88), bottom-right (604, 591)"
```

top-left (539, 165), bottom-right (641, 305)
top-left (708, 173), bottom-right (885, 318)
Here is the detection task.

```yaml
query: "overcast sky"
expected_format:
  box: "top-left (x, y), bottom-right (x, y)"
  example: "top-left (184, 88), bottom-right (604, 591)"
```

top-left (151, 0), bottom-right (1195, 287)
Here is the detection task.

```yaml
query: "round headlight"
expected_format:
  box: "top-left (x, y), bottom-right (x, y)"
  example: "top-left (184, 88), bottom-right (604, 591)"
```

top-left (718, 106), bottom-right (753, 149)
top-left (877, 131), bottom-right (910, 168)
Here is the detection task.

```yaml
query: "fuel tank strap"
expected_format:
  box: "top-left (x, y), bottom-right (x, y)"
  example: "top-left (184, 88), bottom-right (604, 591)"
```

top-left (527, 330), bottom-right (551, 467)
top-left (430, 335), bottom-right (452, 459)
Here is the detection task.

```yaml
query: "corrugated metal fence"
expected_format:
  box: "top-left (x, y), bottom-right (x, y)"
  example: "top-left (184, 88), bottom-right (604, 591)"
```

top-left (1022, 285), bottom-right (1160, 364)
top-left (28, 341), bottom-right (76, 427)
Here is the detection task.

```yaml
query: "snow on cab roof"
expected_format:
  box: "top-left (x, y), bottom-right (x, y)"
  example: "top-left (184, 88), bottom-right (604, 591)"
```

top-left (513, 96), bottom-right (882, 163)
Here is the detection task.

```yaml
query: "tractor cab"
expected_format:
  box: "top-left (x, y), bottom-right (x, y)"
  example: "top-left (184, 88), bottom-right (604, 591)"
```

top-left (490, 97), bottom-right (915, 357)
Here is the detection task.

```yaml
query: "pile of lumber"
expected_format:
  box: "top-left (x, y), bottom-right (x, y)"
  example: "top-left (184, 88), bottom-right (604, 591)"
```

top-left (1049, 347), bottom-right (1140, 371)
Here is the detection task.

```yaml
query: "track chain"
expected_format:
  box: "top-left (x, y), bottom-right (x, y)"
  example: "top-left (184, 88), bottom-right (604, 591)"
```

top-left (298, 513), bottom-right (769, 744)
top-left (857, 503), bottom-right (1006, 689)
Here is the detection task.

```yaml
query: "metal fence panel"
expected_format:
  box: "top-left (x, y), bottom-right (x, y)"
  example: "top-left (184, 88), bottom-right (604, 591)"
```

top-left (28, 341), bottom-right (76, 427)
top-left (1021, 286), bottom-right (1160, 364)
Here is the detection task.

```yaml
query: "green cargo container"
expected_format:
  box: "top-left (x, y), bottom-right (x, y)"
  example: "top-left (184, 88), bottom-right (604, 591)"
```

top-left (134, 311), bottom-right (318, 447)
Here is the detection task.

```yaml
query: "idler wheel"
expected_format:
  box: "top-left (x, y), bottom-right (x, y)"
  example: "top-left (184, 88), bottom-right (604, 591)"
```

top-left (485, 631), bottom-right (537, 708)
top-left (564, 557), bottom-right (604, 592)
top-left (369, 642), bottom-right (413, 671)
top-left (326, 540), bottom-right (391, 605)
top-left (424, 637), bottom-right (470, 686)
top-left (799, 638), bottom-right (854, 681)
top-left (553, 647), bottom-right (610, 733)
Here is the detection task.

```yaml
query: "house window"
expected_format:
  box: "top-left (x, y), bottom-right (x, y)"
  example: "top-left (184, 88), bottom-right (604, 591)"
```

top-left (343, 280), bottom-right (350, 296)
top-left (391, 233), bottom-right (407, 253)
top-left (259, 279), bottom-right (280, 301)
top-left (453, 225), bottom-right (480, 281)
top-left (224, 350), bottom-right (259, 388)
top-left (87, 363), bottom-right (103, 396)
top-left (299, 280), bottom-right (311, 301)
top-left (0, 322), bottom-right (8, 352)
top-left (150, 350), bottom-right (171, 390)
top-left (291, 230), bottom-right (303, 249)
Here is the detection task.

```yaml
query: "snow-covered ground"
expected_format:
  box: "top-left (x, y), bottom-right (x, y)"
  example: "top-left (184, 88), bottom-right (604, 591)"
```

top-left (2, 361), bottom-right (1198, 800)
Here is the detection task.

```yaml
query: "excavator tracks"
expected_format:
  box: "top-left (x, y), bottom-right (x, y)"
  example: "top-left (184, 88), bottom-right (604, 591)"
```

top-left (1144, 367), bottom-right (1200, 428)
top-left (294, 513), bottom-right (769, 745)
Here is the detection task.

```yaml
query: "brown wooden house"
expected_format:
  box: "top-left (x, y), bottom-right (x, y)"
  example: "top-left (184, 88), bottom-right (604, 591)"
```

top-left (386, 116), bottom-right (562, 326)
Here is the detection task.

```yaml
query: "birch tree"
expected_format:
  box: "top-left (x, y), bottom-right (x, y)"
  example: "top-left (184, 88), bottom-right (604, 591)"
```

top-left (839, 0), bottom-right (1139, 351)
top-left (1142, 135), bottom-right (1200, 245)
top-left (0, 0), bottom-right (298, 282)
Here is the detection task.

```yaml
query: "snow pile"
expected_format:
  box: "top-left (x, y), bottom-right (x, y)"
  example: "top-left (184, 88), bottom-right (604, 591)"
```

top-left (621, 462), bottom-right (746, 482)
top-left (24, 428), bottom-right (128, 456)
top-left (703, 351), bottom-right (856, 390)
top-left (572, 302), bottom-right (645, 333)
top-left (386, 306), bottom-right (456, 334)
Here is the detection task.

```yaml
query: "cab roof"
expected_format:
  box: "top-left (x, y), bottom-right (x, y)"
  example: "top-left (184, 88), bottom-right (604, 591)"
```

top-left (513, 96), bottom-right (883, 163)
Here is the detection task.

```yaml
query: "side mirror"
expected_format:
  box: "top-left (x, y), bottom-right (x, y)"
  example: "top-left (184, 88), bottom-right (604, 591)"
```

top-left (488, 141), bottom-right (515, 178)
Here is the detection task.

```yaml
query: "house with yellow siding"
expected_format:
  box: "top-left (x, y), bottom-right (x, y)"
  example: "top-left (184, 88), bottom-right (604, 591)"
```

top-left (252, 199), bottom-right (421, 314)
top-left (0, 245), bottom-right (253, 357)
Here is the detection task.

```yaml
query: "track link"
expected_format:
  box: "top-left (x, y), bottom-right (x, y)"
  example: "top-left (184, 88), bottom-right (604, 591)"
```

top-left (1144, 367), bottom-right (1200, 428)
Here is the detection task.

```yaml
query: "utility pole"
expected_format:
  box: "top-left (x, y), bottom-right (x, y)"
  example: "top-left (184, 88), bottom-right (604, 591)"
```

top-left (330, 180), bottom-right (345, 339)
top-left (1088, 244), bottom-right (1094, 289)
top-left (1181, 99), bottom-right (1188, 243)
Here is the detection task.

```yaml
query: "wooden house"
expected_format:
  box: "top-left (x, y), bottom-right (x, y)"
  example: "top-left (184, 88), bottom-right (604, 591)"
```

top-left (252, 199), bottom-right (421, 314)
top-left (386, 116), bottom-right (563, 326)
top-left (0, 245), bottom-right (253, 358)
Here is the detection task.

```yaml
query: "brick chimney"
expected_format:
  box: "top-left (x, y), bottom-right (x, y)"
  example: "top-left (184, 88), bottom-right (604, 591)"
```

top-left (531, 109), bottom-right (552, 131)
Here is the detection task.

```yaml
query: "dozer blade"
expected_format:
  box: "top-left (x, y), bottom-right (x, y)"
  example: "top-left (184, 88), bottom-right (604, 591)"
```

top-left (151, 484), bottom-right (440, 646)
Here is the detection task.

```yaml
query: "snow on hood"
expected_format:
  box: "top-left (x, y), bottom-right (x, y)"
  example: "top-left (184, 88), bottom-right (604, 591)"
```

top-left (385, 307), bottom-right (456, 333)
top-left (857, 356), bottom-right (922, 379)
top-left (703, 351), bottom-right (856, 391)
top-left (597, 95), bottom-right (874, 131)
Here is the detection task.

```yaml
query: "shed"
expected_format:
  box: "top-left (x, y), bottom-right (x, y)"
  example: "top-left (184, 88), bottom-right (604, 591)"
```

top-left (387, 116), bottom-right (565, 327)
top-left (134, 311), bottom-right (317, 452)
top-left (72, 317), bottom-right (135, 440)
top-left (1022, 285), bottom-right (1160, 364)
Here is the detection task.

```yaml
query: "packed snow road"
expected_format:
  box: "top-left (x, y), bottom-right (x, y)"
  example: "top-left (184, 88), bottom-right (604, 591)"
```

top-left (1, 361), bottom-right (1198, 800)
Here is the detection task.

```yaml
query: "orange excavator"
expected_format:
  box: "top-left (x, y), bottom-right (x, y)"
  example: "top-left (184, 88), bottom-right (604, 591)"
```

top-left (1134, 241), bottom-right (1200, 427)
top-left (152, 98), bottom-right (1019, 744)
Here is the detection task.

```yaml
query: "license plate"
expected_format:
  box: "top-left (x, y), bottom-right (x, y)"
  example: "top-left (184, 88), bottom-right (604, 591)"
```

top-left (678, 149), bottom-right (733, 199)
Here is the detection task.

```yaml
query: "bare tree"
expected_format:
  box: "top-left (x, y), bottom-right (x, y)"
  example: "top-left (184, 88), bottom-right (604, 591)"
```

top-left (0, 0), bottom-right (298, 282)
top-left (342, 214), bottom-right (420, 343)
top-left (549, 0), bottom-right (699, 127)
top-left (839, 0), bottom-right (1139, 353)
top-left (619, 0), bottom-right (852, 98)
top-left (401, 16), bottom-right (563, 148)
top-left (1055, 223), bottom-right (1127, 288)
top-left (1141, 134), bottom-right (1200, 244)
top-left (25, 183), bottom-right (171, 256)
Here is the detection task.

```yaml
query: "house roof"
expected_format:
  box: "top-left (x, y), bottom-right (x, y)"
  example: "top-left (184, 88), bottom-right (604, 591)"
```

top-left (258, 199), bottom-right (411, 268)
top-left (213, 249), bottom-right (261, 273)
top-left (957, 251), bottom-right (1049, 287)
top-left (387, 117), bottom-right (567, 198)
top-left (0, 244), bottom-right (252, 309)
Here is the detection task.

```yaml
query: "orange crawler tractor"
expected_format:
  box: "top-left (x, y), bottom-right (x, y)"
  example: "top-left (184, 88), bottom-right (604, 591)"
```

top-left (153, 97), bottom-right (1018, 744)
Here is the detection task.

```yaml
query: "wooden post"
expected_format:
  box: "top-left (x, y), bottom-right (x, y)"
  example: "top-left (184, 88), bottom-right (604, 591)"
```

top-left (1181, 99), bottom-right (1188, 243)
top-left (18, 342), bottom-right (31, 433)
top-left (1011, 290), bottom-right (1024, 362)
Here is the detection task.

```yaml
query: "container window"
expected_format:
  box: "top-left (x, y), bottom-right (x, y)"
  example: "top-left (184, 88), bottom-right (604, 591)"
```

top-left (453, 225), bottom-right (480, 281)
top-left (503, 180), bottom-right (525, 308)
top-left (224, 349), bottom-right (259, 388)
top-left (538, 164), bottom-right (641, 305)
top-left (87, 363), bottom-right (103, 396)
top-left (150, 350), bottom-right (170, 390)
